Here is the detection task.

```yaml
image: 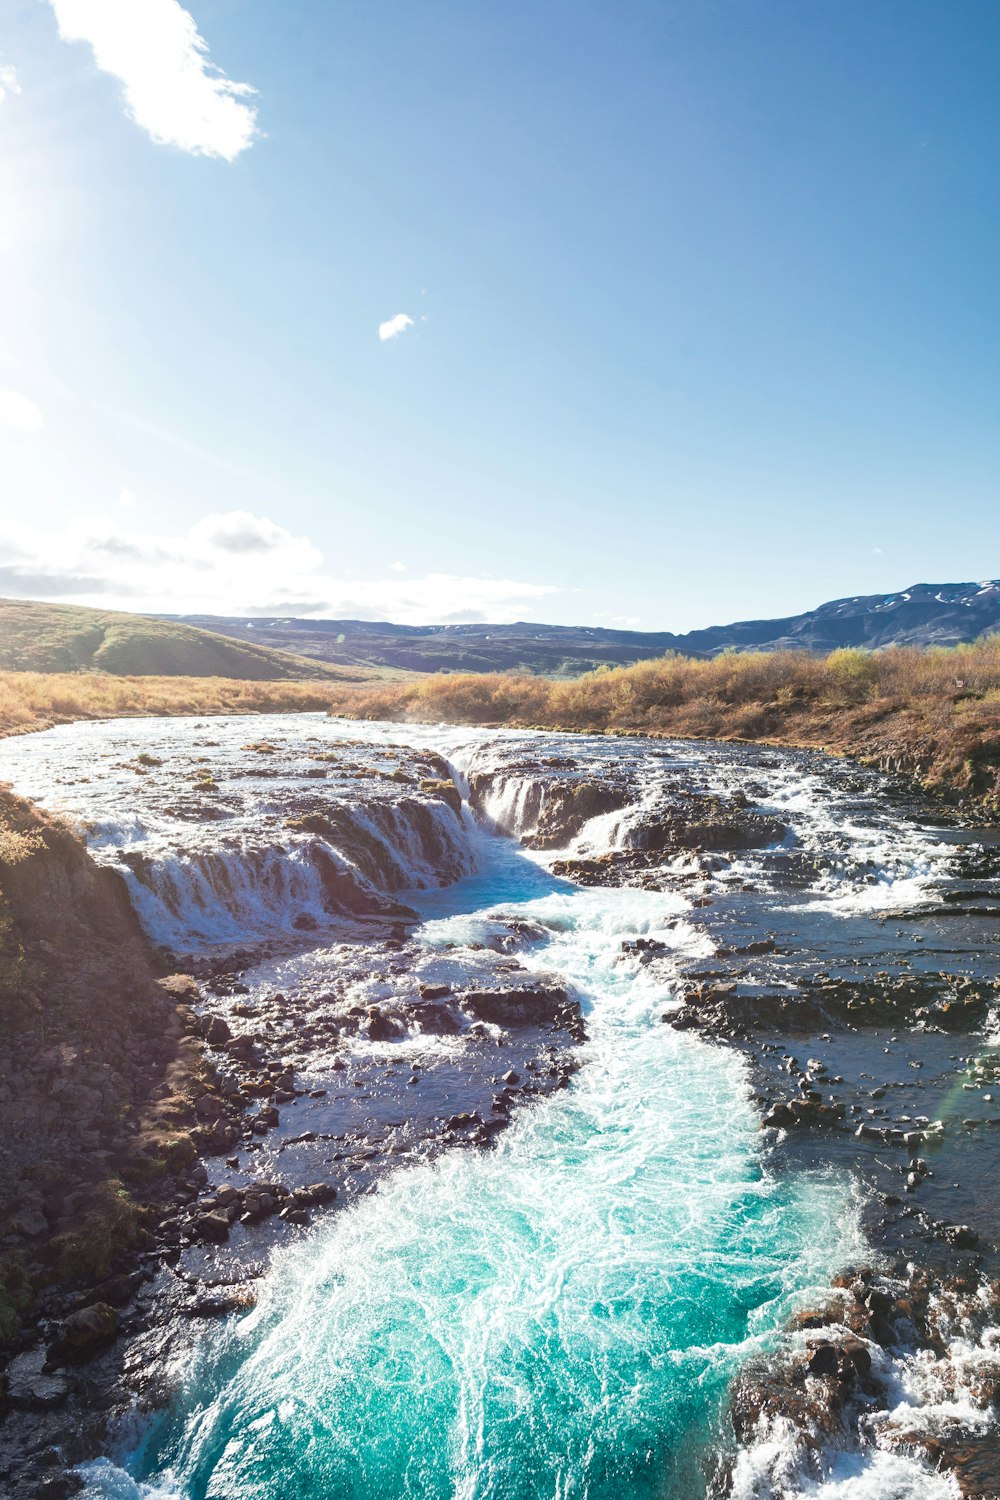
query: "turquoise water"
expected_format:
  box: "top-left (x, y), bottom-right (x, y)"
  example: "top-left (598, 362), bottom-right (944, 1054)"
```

top-left (85, 835), bottom-right (858, 1500)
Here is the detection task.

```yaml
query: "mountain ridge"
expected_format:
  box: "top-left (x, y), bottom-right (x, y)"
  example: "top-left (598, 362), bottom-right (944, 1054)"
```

top-left (170, 579), bottom-right (1000, 677)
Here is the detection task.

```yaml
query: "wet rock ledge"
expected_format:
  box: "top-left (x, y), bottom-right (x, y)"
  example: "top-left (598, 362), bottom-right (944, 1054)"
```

top-left (712, 1265), bottom-right (1000, 1499)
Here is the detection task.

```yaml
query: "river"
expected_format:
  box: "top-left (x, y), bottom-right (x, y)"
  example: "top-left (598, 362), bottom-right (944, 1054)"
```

top-left (3, 713), bottom-right (997, 1500)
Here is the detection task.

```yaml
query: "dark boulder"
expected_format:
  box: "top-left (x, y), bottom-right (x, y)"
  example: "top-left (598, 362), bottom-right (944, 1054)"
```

top-left (416, 1002), bottom-right (462, 1034)
top-left (194, 1210), bottom-right (231, 1243)
top-left (201, 1014), bottom-right (231, 1045)
top-left (528, 779), bottom-right (631, 850)
top-left (807, 1342), bottom-right (839, 1377)
top-left (841, 1340), bottom-right (872, 1378)
top-left (367, 1006), bottom-right (404, 1040)
top-left (462, 984), bottom-right (571, 1027)
top-left (49, 1302), bottom-right (118, 1362)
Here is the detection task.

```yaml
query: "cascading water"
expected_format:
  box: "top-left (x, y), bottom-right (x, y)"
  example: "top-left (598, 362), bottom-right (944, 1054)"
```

top-left (82, 849), bottom-right (860, 1500)
top-left (0, 716), bottom-right (477, 950)
top-left (3, 714), bottom-right (996, 1500)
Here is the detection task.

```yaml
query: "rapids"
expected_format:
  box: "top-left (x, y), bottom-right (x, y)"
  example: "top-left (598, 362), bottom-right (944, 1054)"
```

top-left (2, 714), bottom-right (995, 1499)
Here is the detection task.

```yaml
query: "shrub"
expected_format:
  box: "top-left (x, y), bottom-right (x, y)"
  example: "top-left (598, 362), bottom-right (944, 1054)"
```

top-left (48, 1180), bottom-right (146, 1284)
top-left (824, 648), bottom-right (881, 703)
top-left (0, 1256), bottom-right (30, 1346)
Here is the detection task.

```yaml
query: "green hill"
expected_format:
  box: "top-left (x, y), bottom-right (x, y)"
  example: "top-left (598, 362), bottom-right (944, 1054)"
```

top-left (0, 599), bottom-right (379, 681)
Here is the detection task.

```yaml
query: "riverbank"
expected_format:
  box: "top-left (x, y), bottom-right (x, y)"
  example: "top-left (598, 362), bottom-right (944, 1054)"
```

top-left (325, 640), bottom-right (1000, 817)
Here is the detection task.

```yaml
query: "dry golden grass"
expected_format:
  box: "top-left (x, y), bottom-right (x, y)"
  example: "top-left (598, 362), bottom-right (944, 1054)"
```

top-left (326, 639), bottom-right (1000, 812)
top-left (0, 672), bottom-right (346, 739)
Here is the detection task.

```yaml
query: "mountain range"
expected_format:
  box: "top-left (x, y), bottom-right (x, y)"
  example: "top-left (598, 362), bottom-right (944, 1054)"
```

top-left (173, 580), bottom-right (1000, 677)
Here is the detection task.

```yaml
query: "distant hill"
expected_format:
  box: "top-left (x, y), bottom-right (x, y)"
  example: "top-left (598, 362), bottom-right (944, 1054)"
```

top-left (172, 580), bottom-right (1000, 677)
top-left (0, 599), bottom-right (381, 680)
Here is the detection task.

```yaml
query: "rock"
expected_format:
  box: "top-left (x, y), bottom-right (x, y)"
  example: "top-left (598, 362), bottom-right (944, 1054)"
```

top-left (419, 982), bottom-right (452, 1000)
top-left (194, 1210), bottom-right (231, 1243)
top-left (419, 778), bottom-right (462, 816)
top-left (366, 1006), bottom-right (404, 1041)
top-left (508, 776), bottom-right (629, 849)
top-left (11, 1207), bottom-right (49, 1238)
top-left (6, 1348), bottom-right (71, 1409)
top-left (50, 1302), bottom-right (118, 1362)
top-left (183, 1292), bottom-right (249, 1317)
top-left (416, 1002), bottom-right (461, 1034)
top-left (947, 1224), bottom-right (980, 1248)
top-left (195, 1093), bottom-right (222, 1121)
top-left (297, 1182), bottom-right (337, 1206)
top-left (202, 1015), bottom-right (232, 1045)
top-left (158, 974), bottom-right (201, 1004)
top-left (201, 1118), bottom-right (237, 1154)
top-left (90, 1271), bottom-right (143, 1307)
top-left (225, 1035), bottom-right (258, 1062)
top-left (280, 1208), bottom-right (310, 1226)
top-left (34, 1475), bottom-right (85, 1499)
top-left (808, 1343), bottom-right (840, 1377)
top-left (462, 983), bottom-right (575, 1029)
top-left (841, 1340), bottom-right (872, 1378)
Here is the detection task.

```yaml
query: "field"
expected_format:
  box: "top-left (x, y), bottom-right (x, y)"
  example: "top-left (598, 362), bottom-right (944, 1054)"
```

top-left (0, 672), bottom-right (346, 739)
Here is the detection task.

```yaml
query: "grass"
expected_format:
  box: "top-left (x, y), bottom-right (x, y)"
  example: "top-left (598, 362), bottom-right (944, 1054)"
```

top-left (47, 1179), bottom-right (147, 1285)
top-left (0, 812), bottom-right (45, 1025)
top-left (0, 597), bottom-right (400, 681)
top-left (0, 670), bottom-right (356, 739)
top-left (325, 638), bottom-right (1000, 813)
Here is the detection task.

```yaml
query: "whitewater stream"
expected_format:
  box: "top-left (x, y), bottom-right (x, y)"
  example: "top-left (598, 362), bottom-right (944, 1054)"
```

top-left (4, 714), bottom-right (999, 1500)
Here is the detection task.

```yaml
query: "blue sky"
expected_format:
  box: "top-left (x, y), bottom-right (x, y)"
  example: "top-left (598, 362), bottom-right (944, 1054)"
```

top-left (0, 0), bottom-right (997, 629)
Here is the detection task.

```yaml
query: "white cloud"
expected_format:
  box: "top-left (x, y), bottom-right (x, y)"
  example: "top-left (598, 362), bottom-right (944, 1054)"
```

top-left (0, 65), bottom-right (20, 105)
top-left (118, 486), bottom-right (136, 508)
top-left (389, 560), bottom-right (406, 573)
top-left (0, 389), bottom-right (43, 433)
top-left (49, 0), bottom-right (258, 160)
top-left (872, 547), bottom-right (883, 556)
top-left (189, 510), bottom-right (319, 559)
top-left (378, 313), bottom-right (414, 342)
top-left (0, 510), bottom-right (559, 624)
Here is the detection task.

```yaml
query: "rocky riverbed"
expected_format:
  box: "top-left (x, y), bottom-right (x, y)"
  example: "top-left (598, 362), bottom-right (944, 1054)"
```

top-left (1, 714), bottom-right (999, 1499)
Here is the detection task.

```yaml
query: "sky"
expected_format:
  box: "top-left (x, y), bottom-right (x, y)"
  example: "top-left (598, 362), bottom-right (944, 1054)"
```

top-left (0, 0), bottom-right (997, 630)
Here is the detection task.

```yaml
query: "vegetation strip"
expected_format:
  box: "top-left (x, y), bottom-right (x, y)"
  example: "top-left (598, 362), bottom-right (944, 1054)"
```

top-left (326, 638), bottom-right (1000, 816)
